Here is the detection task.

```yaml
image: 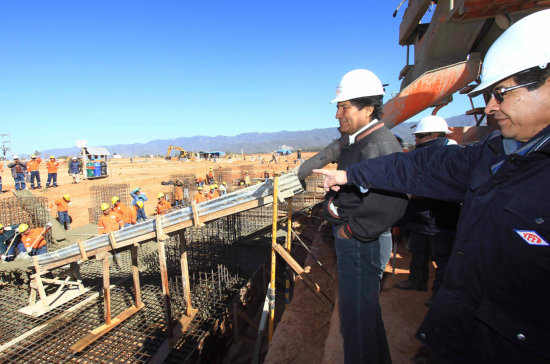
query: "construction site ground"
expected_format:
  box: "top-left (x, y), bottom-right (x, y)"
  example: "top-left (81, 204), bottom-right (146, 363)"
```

top-left (0, 153), bottom-right (432, 363)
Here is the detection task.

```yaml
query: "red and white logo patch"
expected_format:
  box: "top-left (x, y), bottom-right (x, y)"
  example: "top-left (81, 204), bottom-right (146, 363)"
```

top-left (514, 230), bottom-right (549, 246)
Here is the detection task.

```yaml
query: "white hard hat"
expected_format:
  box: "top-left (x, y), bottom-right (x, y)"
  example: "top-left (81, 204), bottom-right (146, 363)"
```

top-left (414, 115), bottom-right (452, 134)
top-left (470, 9), bottom-right (550, 96)
top-left (331, 69), bottom-right (385, 103)
top-left (13, 155), bottom-right (19, 159)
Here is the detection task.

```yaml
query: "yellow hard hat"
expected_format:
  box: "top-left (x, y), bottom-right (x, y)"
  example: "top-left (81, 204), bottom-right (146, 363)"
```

top-left (0, 224), bottom-right (4, 230)
top-left (198, 186), bottom-right (203, 191)
top-left (63, 194), bottom-right (71, 201)
top-left (223, 182), bottom-right (226, 185)
top-left (112, 196), bottom-right (120, 204)
top-left (136, 200), bottom-right (144, 209)
top-left (18, 223), bottom-right (29, 233)
top-left (209, 167), bottom-right (213, 171)
top-left (240, 181), bottom-right (244, 185)
top-left (210, 185), bottom-right (215, 190)
top-left (31, 155), bottom-right (36, 159)
top-left (50, 155), bottom-right (55, 159)
top-left (214, 184), bottom-right (218, 188)
top-left (100, 203), bottom-right (110, 211)
top-left (157, 192), bottom-right (165, 198)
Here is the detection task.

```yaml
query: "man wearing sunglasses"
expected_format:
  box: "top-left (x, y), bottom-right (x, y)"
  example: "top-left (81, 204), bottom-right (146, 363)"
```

top-left (314, 9), bottom-right (550, 363)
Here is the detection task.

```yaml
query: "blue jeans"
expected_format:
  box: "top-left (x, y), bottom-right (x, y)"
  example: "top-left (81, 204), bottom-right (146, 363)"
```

top-left (14, 173), bottom-right (26, 190)
top-left (137, 208), bottom-right (147, 222)
top-left (58, 211), bottom-right (70, 229)
top-left (46, 173), bottom-right (57, 187)
top-left (334, 229), bottom-right (393, 364)
top-left (30, 171), bottom-right (41, 188)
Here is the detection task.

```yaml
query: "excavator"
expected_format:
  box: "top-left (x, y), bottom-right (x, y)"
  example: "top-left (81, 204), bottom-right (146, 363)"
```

top-left (165, 145), bottom-right (189, 160)
top-left (296, 0), bottom-right (550, 179)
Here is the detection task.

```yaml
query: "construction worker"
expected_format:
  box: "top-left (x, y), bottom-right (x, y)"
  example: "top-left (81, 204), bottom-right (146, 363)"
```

top-left (130, 200), bottom-right (144, 224)
top-left (27, 155), bottom-right (42, 189)
top-left (16, 222), bottom-right (52, 257)
top-left (244, 171), bottom-right (251, 186)
top-left (130, 187), bottom-right (148, 222)
top-left (51, 194), bottom-right (72, 230)
top-left (0, 162), bottom-right (3, 192)
top-left (314, 10), bottom-right (550, 363)
top-left (206, 167), bottom-right (215, 184)
top-left (7, 155), bottom-right (28, 190)
top-left (156, 192), bottom-right (171, 215)
top-left (269, 151), bottom-right (278, 164)
top-left (219, 181), bottom-right (227, 196)
top-left (194, 186), bottom-right (206, 204)
top-left (98, 202), bottom-right (124, 234)
top-left (46, 156), bottom-right (59, 188)
top-left (297, 148), bottom-right (303, 163)
top-left (174, 180), bottom-right (184, 206)
top-left (112, 196), bottom-right (133, 227)
top-left (207, 185), bottom-right (219, 200)
top-left (394, 116), bottom-right (460, 307)
top-left (263, 169), bottom-right (270, 180)
top-left (0, 223), bottom-right (19, 261)
top-left (68, 157), bottom-right (81, 184)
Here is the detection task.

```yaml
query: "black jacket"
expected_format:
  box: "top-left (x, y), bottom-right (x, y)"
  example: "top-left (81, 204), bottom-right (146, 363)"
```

top-left (346, 126), bottom-right (550, 363)
top-left (323, 124), bottom-right (408, 242)
top-left (403, 138), bottom-right (460, 236)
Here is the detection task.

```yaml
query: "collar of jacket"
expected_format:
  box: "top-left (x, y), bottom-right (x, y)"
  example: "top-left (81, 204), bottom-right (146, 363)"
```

top-left (487, 125), bottom-right (550, 155)
top-left (348, 119), bottom-right (384, 145)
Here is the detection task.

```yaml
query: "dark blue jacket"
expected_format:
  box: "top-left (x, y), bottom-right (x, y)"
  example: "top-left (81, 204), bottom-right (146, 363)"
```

top-left (403, 138), bottom-right (460, 236)
top-left (69, 160), bottom-right (81, 174)
top-left (346, 127), bottom-right (550, 363)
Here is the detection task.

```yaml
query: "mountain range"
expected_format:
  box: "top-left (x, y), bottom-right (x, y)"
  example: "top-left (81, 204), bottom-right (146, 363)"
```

top-left (40, 114), bottom-right (478, 158)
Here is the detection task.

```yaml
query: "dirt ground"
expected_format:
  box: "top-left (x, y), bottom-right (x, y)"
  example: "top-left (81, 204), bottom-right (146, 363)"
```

top-left (0, 153), bottom-right (310, 228)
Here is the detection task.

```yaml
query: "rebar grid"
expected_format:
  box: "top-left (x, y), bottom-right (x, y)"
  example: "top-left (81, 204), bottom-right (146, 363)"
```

top-left (0, 196), bottom-right (52, 246)
top-left (88, 184), bottom-right (131, 223)
top-left (236, 205), bottom-right (273, 235)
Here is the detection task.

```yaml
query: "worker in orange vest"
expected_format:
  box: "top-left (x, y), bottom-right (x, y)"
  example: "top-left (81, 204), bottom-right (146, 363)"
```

top-left (130, 200), bottom-right (143, 224)
top-left (98, 202), bottom-right (124, 234)
top-left (206, 167), bottom-right (215, 184)
top-left (27, 155), bottom-right (42, 189)
top-left (174, 180), bottom-right (184, 206)
top-left (46, 156), bottom-right (59, 188)
top-left (51, 194), bottom-right (72, 230)
top-left (156, 192), bottom-right (172, 215)
top-left (16, 222), bottom-right (52, 257)
top-left (207, 185), bottom-right (219, 200)
top-left (194, 186), bottom-right (206, 204)
top-left (112, 196), bottom-right (134, 227)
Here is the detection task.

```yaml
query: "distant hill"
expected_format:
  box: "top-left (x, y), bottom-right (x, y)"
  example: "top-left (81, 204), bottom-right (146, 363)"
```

top-left (40, 115), bottom-right (478, 158)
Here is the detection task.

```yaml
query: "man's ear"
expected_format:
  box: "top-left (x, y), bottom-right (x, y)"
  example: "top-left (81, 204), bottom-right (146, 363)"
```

top-left (362, 105), bottom-right (374, 119)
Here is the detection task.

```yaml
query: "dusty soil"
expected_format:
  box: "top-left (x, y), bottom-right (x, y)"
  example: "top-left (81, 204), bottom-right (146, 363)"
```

top-left (265, 226), bottom-right (434, 364)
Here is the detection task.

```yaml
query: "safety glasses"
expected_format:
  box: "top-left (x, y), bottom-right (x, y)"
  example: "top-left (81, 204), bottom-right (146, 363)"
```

top-left (414, 133), bottom-right (430, 139)
top-left (490, 81), bottom-right (538, 103)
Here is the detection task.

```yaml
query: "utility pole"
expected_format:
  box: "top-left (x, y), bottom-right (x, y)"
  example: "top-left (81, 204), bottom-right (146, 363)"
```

top-left (0, 133), bottom-right (12, 161)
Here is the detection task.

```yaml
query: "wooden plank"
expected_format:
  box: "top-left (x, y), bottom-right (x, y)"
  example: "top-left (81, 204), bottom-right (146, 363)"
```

top-left (131, 245), bottom-right (143, 308)
top-left (236, 308), bottom-right (259, 331)
top-left (102, 257), bottom-right (111, 325)
top-left (191, 201), bottom-right (200, 226)
top-left (108, 232), bottom-right (118, 250)
top-left (272, 243), bottom-right (333, 308)
top-left (156, 217), bottom-right (173, 340)
top-left (148, 308), bottom-right (198, 363)
top-left (179, 234), bottom-right (192, 316)
top-left (70, 304), bottom-right (145, 352)
top-left (77, 239), bottom-right (88, 261)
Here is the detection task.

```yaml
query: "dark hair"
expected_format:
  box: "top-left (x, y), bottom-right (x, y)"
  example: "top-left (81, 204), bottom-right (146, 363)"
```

top-left (349, 95), bottom-right (384, 120)
top-left (513, 63), bottom-right (550, 91)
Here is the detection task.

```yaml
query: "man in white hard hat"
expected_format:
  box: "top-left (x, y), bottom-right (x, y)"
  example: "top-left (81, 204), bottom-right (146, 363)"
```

top-left (322, 69), bottom-right (408, 363)
top-left (394, 115), bottom-right (460, 308)
top-left (314, 9), bottom-right (550, 363)
top-left (7, 155), bottom-right (28, 190)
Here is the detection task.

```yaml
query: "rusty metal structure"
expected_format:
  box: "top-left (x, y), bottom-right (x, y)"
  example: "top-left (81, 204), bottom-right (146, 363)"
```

top-left (88, 184), bottom-right (131, 223)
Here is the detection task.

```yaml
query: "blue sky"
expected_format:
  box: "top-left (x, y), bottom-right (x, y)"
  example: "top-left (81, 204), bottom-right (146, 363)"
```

top-left (0, 1), bottom-right (475, 155)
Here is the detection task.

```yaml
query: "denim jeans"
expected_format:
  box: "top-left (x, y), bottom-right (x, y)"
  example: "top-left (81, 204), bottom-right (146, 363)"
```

top-left (30, 171), bottom-right (41, 188)
top-left (46, 173), bottom-right (57, 187)
top-left (58, 211), bottom-right (70, 229)
top-left (14, 173), bottom-right (26, 190)
top-left (334, 229), bottom-right (393, 364)
top-left (137, 208), bottom-right (147, 222)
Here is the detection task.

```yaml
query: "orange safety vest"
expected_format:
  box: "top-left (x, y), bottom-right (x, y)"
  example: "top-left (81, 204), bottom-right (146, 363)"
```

top-left (98, 212), bottom-right (124, 234)
top-left (46, 160), bottom-right (59, 173)
top-left (130, 205), bottom-right (138, 224)
top-left (53, 198), bottom-right (69, 212)
top-left (20, 228), bottom-right (47, 250)
top-left (27, 158), bottom-right (42, 172)
top-left (156, 199), bottom-right (172, 215)
top-left (113, 203), bottom-right (133, 224)
top-left (175, 186), bottom-right (184, 200)
top-left (195, 192), bottom-right (205, 203)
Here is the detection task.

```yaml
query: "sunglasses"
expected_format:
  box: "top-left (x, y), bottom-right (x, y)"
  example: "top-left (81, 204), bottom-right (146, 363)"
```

top-left (415, 133), bottom-right (431, 139)
top-left (490, 81), bottom-right (538, 103)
